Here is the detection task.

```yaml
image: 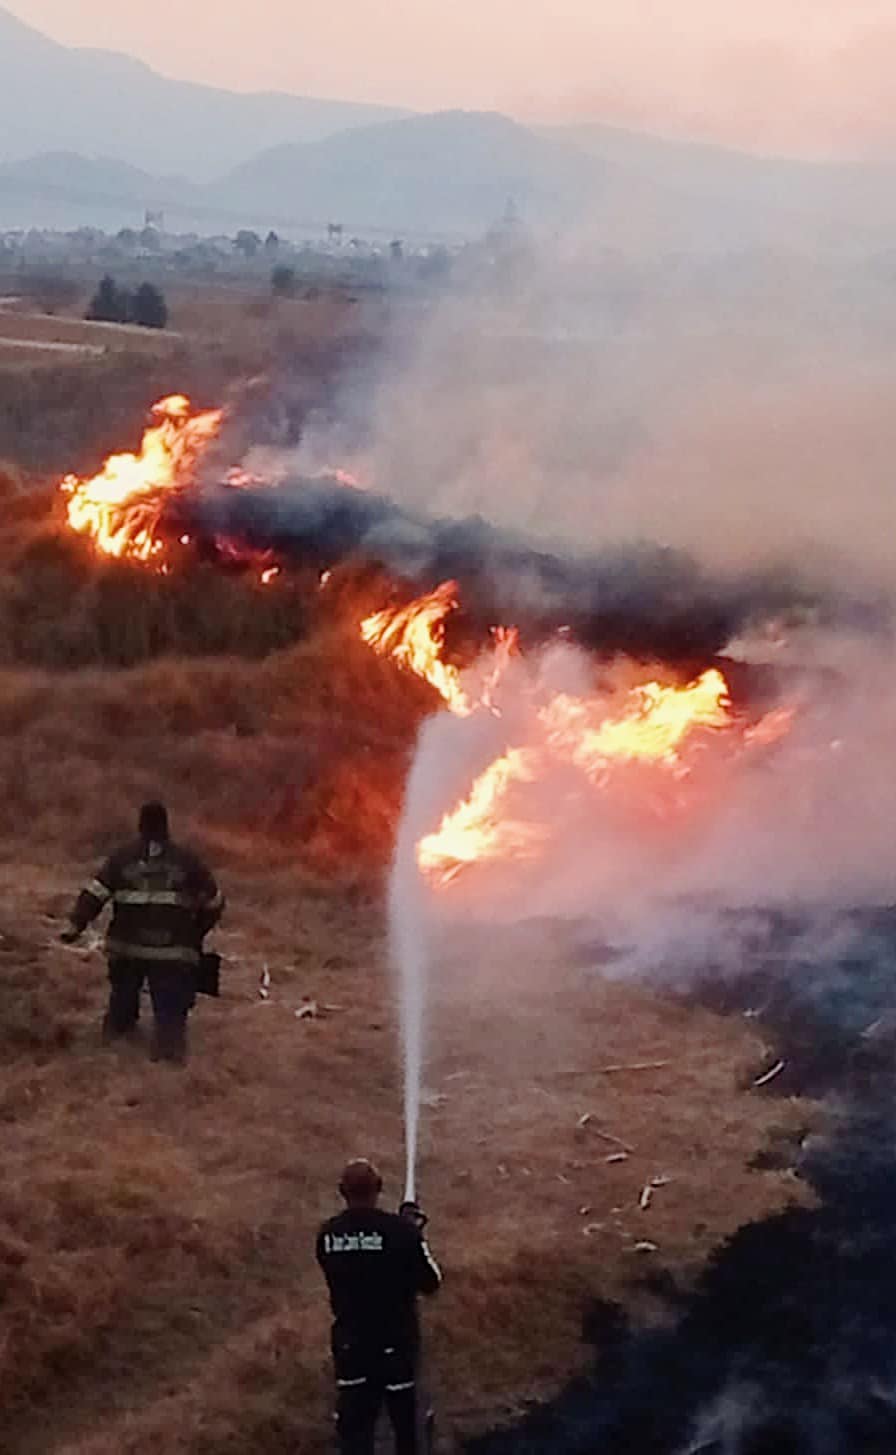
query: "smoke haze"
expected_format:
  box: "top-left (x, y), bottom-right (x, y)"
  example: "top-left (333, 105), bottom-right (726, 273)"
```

top-left (290, 250), bottom-right (896, 599)
top-left (13, 0), bottom-right (896, 158)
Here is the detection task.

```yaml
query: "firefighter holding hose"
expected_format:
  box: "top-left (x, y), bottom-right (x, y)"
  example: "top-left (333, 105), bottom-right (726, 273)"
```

top-left (61, 801), bottom-right (224, 1064)
top-left (317, 1159), bottom-right (442, 1455)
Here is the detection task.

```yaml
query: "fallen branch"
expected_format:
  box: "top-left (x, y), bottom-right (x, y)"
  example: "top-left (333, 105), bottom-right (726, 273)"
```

top-left (639, 1175), bottom-right (672, 1210)
top-left (599, 1060), bottom-right (671, 1074)
top-left (753, 1059), bottom-right (785, 1088)
top-left (577, 1114), bottom-right (635, 1154)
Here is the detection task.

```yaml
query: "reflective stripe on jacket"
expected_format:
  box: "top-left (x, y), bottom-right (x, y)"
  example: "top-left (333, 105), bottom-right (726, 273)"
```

top-left (71, 838), bottom-right (223, 967)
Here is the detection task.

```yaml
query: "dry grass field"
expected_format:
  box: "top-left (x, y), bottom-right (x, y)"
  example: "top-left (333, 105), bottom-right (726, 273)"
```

top-left (0, 311), bottom-right (183, 355)
top-left (0, 853), bottom-right (810, 1455)
top-left (0, 562), bottom-right (812, 1451)
top-left (0, 277), bottom-right (374, 475)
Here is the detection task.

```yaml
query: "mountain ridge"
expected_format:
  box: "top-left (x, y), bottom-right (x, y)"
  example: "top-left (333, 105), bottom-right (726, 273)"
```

top-left (3, 7), bottom-right (896, 246)
top-left (0, 3), bottom-right (411, 180)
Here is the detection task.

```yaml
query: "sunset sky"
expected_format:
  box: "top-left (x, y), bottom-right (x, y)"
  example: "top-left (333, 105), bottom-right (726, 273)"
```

top-left (8, 0), bottom-right (896, 158)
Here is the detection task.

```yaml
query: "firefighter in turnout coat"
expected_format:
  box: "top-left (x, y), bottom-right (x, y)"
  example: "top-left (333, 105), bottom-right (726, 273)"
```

top-left (62, 802), bottom-right (223, 1063)
top-left (317, 1159), bottom-right (442, 1455)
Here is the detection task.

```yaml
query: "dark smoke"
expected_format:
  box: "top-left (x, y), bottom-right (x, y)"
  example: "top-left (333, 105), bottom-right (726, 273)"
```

top-left (172, 474), bottom-right (882, 661)
top-left (467, 909), bottom-right (896, 1455)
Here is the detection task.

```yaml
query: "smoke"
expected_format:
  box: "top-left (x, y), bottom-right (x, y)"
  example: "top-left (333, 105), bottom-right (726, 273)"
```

top-left (181, 470), bottom-right (879, 663)
top-left (293, 255), bottom-right (896, 593)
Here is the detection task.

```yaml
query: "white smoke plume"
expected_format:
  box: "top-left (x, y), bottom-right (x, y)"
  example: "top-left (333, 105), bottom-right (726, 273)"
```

top-left (309, 254), bottom-right (896, 1045)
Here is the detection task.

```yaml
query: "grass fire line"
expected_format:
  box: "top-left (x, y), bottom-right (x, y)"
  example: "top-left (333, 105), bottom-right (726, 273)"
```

top-left (55, 390), bottom-right (799, 1224)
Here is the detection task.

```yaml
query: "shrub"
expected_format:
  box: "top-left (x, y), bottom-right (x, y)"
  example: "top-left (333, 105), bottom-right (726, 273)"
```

top-left (86, 275), bottom-right (130, 325)
top-left (132, 283), bottom-right (168, 331)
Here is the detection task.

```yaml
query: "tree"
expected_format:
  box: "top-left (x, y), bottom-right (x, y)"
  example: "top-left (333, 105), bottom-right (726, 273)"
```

top-left (234, 229), bottom-right (262, 259)
top-left (271, 265), bottom-right (297, 298)
top-left (264, 230), bottom-right (281, 255)
top-left (131, 282), bottom-right (168, 330)
top-left (86, 274), bottom-right (130, 324)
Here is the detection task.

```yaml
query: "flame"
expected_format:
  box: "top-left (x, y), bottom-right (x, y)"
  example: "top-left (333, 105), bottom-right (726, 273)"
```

top-left (360, 585), bottom-right (520, 717)
top-left (540, 668), bottom-right (733, 780)
top-left (361, 582), bottom-right (473, 715)
top-left (417, 747), bottom-right (544, 884)
top-left (416, 668), bottom-right (774, 887)
top-left (357, 588), bottom-right (765, 886)
top-left (61, 394), bottom-right (223, 561)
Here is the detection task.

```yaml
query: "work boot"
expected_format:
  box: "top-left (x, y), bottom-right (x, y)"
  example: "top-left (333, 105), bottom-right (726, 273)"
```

top-left (101, 1015), bottom-right (139, 1045)
top-left (150, 1018), bottom-right (187, 1065)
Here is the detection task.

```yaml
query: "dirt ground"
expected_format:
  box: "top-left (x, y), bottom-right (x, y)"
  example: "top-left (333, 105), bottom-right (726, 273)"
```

top-left (0, 857), bottom-right (812, 1454)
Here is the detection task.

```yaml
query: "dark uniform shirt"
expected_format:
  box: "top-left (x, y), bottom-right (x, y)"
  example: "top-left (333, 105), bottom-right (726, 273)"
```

top-left (317, 1207), bottom-right (442, 1356)
top-left (71, 838), bottom-right (223, 966)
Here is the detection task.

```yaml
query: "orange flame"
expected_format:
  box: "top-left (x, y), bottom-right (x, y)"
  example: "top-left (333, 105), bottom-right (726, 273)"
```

top-left (360, 585), bottom-right (520, 717)
top-left (417, 747), bottom-right (544, 884)
top-left (416, 669), bottom-right (755, 886)
top-left (61, 394), bottom-right (223, 561)
top-left (361, 582), bottom-right (473, 715)
top-left (540, 668), bottom-right (733, 780)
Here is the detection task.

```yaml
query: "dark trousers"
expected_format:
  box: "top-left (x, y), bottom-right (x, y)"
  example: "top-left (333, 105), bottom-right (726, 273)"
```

top-left (105, 959), bottom-right (195, 1063)
top-left (334, 1344), bottom-right (427, 1455)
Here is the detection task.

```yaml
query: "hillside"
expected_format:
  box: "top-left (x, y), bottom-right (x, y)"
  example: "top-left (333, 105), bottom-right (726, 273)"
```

top-left (5, 107), bottom-right (896, 246)
top-left (0, 4), bottom-right (408, 181)
top-left (217, 110), bottom-right (604, 233)
top-left (2, 3), bottom-right (896, 243)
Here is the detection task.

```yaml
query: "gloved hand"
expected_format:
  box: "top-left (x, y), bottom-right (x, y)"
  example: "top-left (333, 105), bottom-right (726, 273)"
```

top-left (59, 926), bottom-right (81, 945)
top-left (399, 1200), bottom-right (428, 1232)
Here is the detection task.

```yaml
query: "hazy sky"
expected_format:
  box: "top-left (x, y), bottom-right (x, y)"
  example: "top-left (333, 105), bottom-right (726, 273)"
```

top-left (9, 0), bottom-right (896, 158)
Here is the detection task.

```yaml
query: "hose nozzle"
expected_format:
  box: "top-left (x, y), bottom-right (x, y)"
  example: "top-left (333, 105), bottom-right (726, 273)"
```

top-left (399, 1199), bottom-right (428, 1232)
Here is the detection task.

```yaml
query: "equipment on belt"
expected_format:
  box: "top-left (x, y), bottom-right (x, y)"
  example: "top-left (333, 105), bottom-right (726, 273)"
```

top-left (195, 951), bottom-right (221, 998)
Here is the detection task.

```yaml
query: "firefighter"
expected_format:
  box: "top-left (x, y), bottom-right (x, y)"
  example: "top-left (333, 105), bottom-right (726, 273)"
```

top-left (61, 801), bottom-right (224, 1064)
top-left (317, 1159), bottom-right (442, 1455)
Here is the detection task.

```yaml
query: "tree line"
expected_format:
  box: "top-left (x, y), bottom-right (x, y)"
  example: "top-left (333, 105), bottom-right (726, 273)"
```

top-left (86, 276), bottom-right (168, 329)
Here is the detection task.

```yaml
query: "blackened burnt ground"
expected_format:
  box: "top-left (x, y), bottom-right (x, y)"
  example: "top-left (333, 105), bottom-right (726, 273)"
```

top-left (469, 908), bottom-right (896, 1455)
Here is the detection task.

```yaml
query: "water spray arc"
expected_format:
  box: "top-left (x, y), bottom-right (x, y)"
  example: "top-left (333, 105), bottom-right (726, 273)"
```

top-left (390, 834), bottom-right (426, 1207)
top-left (388, 716), bottom-right (449, 1209)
